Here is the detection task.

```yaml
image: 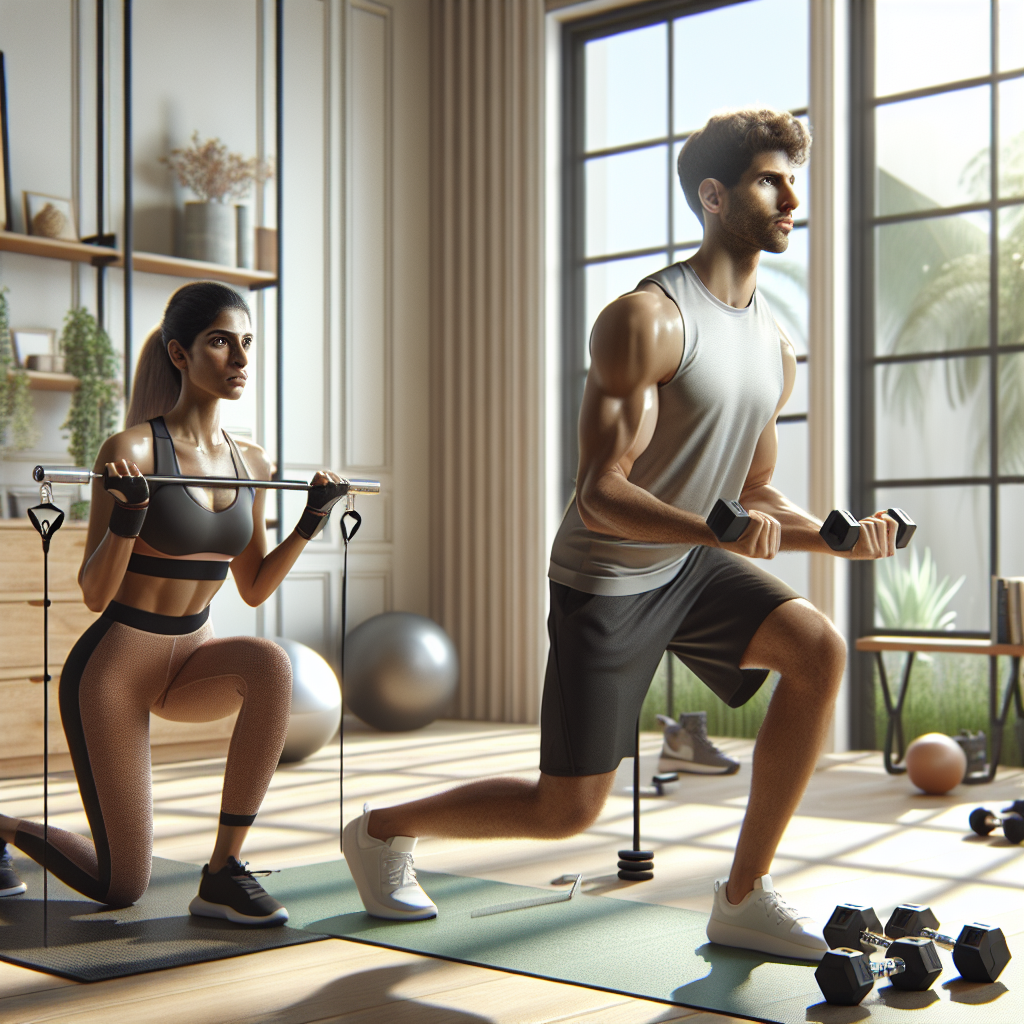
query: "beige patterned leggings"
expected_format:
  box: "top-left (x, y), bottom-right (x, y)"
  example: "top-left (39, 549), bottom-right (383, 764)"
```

top-left (13, 601), bottom-right (292, 906)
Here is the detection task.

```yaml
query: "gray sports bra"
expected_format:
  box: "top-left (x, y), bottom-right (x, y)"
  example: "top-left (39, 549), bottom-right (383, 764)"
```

top-left (128, 417), bottom-right (254, 581)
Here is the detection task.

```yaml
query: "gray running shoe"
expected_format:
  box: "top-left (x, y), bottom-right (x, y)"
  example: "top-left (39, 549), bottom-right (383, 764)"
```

top-left (657, 711), bottom-right (740, 775)
top-left (0, 843), bottom-right (27, 897)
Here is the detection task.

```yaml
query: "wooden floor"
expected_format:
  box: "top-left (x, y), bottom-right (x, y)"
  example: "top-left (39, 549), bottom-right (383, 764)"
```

top-left (1, 719), bottom-right (1023, 1023)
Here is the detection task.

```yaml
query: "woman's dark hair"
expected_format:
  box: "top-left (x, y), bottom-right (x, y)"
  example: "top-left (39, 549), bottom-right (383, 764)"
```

top-left (677, 109), bottom-right (811, 225)
top-left (125, 281), bottom-right (251, 427)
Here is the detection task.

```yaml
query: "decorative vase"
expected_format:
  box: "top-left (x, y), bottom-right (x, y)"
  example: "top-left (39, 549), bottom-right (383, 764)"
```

top-left (182, 201), bottom-right (235, 266)
top-left (235, 205), bottom-right (253, 269)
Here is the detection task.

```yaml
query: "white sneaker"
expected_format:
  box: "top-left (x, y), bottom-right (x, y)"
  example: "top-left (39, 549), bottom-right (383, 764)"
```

top-left (706, 874), bottom-right (827, 961)
top-left (342, 806), bottom-right (437, 921)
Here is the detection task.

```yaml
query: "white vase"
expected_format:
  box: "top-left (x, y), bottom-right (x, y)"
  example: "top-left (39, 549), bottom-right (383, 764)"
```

top-left (182, 201), bottom-right (235, 266)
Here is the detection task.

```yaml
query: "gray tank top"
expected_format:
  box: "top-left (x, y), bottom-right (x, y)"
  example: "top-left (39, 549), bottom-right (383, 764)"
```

top-left (548, 261), bottom-right (784, 596)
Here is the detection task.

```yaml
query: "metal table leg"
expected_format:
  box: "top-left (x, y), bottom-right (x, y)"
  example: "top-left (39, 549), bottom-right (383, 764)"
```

top-left (875, 650), bottom-right (916, 775)
top-left (973, 655), bottom-right (1024, 784)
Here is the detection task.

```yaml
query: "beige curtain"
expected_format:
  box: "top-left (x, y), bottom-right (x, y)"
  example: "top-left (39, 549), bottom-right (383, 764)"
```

top-left (429, 0), bottom-right (546, 723)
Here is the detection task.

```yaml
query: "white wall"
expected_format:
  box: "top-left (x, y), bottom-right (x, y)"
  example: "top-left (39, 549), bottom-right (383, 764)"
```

top-left (0, 0), bottom-right (431, 672)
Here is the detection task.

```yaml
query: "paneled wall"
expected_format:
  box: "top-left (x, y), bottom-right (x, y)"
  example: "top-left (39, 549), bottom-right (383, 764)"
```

top-left (0, 0), bottom-right (431, 684)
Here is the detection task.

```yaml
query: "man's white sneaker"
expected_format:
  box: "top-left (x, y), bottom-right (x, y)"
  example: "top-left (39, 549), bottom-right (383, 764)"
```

top-left (706, 874), bottom-right (827, 961)
top-left (341, 806), bottom-right (437, 921)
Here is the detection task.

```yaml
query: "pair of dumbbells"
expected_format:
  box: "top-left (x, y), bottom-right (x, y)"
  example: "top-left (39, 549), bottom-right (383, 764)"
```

top-left (969, 801), bottom-right (1024, 844)
top-left (706, 499), bottom-right (916, 551)
top-left (816, 902), bottom-right (1011, 1004)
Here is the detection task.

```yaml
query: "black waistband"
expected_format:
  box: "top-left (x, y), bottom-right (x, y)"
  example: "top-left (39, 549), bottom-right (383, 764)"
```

top-left (127, 554), bottom-right (230, 580)
top-left (103, 600), bottom-right (211, 635)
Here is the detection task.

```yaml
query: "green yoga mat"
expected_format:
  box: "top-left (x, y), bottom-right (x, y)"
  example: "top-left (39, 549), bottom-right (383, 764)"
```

top-left (0, 856), bottom-right (323, 982)
top-left (265, 861), bottom-right (1020, 1024)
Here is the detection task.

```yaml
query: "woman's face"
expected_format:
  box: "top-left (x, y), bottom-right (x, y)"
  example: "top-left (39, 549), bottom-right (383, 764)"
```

top-left (169, 308), bottom-right (252, 401)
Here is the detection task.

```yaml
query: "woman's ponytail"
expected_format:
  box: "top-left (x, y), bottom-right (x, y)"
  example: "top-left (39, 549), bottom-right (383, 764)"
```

top-left (124, 326), bottom-right (180, 427)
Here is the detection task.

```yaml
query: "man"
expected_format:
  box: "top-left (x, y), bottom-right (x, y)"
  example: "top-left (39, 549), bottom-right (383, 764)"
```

top-left (343, 109), bottom-right (897, 960)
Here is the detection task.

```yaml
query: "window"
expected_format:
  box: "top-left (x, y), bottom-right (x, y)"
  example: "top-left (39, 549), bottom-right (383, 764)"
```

top-left (562, 0), bottom-right (811, 595)
top-left (851, 1), bottom-right (1024, 742)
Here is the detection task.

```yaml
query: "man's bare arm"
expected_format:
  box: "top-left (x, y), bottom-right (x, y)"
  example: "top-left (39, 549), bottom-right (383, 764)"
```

top-left (740, 326), bottom-right (896, 559)
top-left (575, 287), bottom-right (780, 559)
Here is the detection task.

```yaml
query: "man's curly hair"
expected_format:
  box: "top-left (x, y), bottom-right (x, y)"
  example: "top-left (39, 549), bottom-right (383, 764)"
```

top-left (677, 109), bottom-right (811, 225)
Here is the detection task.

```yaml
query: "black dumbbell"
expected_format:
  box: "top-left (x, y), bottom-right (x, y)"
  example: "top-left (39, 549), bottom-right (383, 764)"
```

top-left (815, 948), bottom-right (906, 1005)
top-left (885, 904), bottom-right (1012, 983)
top-left (823, 904), bottom-right (942, 990)
top-left (819, 507), bottom-right (916, 551)
top-left (706, 499), bottom-right (916, 550)
top-left (969, 802), bottom-right (1024, 844)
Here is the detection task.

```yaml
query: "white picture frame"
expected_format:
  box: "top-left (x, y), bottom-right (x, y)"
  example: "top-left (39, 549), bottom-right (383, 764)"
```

top-left (11, 327), bottom-right (56, 367)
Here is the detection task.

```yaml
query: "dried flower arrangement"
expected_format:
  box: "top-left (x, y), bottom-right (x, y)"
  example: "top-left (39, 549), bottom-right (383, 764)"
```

top-left (162, 132), bottom-right (274, 204)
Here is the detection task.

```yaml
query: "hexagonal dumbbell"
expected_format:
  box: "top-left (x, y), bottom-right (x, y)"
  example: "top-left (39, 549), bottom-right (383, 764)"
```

top-left (823, 904), bottom-right (942, 991)
top-left (815, 948), bottom-right (906, 1005)
top-left (885, 904), bottom-right (1012, 984)
top-left (969, 802), bottom-right (1024, 845)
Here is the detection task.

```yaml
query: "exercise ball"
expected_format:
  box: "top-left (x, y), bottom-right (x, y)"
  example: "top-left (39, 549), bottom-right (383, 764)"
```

top-left (905, 732), bottom-right (967, 795)
top-left (344, 612), bottom-right (459, 731)
top-left (272, 637), bottom-right (342, 763)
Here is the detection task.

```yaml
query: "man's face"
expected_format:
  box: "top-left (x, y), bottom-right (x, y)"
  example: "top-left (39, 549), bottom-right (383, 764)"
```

top-left (719, 151), bottom-right (799, 254)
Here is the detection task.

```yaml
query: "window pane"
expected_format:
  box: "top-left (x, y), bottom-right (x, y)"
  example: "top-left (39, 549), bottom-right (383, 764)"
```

top-left (1000, 0), bottom-right (1024, 71)
top-left (672, 0), bottom-right (808, 136)
top-left (585, 24), bottom-right (667, 152)
top-left (874, 486), bottom-right (989, 632)
top-left (876, 87), bottom-right (991, 216)
top-left (1000, 205), bottom-right (1024, 350)
top-left (1000, 78), bottom-right (1024, 199)
top-left (760, 225), bottom-right (809, 354)
top-left (999, 485), bottom-right (1024, 576)
top-left (584, 253), bottom-right (670, 367)
top-left (875, 356), bottom-right (990, 480)
top-left (998, 354), bottom-right (1024, 473)
top-left (875, 212), bottom-right (990, 356)
top-left (875, 0), bottom-right (990, 97)
top-left (586, 145), bottom-right (668, 257)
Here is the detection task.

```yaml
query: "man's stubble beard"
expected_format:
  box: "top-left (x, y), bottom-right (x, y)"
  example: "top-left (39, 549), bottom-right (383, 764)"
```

top-left (720, 195), bottom-right (791, 256)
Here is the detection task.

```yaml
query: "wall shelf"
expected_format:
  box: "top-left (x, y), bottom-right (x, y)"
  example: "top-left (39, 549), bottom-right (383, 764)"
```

top-left (0, 231), bottom-right (277, 291)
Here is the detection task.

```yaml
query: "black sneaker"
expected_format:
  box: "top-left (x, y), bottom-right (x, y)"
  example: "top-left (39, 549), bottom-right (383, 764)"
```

top-left (0, 844), bottom-right (27, 897)
top-left (188, 857), bottom-right (288, 926)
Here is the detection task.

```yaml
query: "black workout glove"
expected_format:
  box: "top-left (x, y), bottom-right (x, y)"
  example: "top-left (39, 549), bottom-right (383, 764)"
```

top-left (104, 468), bottom-right (150, 538)
top-left (295, 478), bottom-right (348, 540)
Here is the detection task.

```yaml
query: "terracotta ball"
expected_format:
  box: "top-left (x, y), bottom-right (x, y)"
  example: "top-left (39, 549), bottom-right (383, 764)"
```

top-left (905, 732), bottom-right (967, 795)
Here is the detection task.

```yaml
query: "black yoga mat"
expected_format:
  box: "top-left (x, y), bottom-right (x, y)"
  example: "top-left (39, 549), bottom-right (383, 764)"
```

top-left (0, 856), bottom-right (323, 982)
top-left (264, 861), bottom-right (1021, 1024)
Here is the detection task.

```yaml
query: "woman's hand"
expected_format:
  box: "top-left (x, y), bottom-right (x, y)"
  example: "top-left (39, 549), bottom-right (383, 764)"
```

top-left (103, 459), bottom-right (150, 508)
top-left (295, 471), bottom-right (349, 540)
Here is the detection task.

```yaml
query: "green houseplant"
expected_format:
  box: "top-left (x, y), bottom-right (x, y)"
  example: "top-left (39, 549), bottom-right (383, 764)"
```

top-left (0, 286), bottom-right (38, 454)
top-left (61, 308), bottom-right (119, 517)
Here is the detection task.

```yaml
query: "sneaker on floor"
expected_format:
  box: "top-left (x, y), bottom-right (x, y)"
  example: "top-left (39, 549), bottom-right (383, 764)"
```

top-left (706, 874), bottom-right (827, 961)
top-left (342, 805), bottom-right (437, 921)
top-left (188, 857), bottom-right (288, 926)
top-left (657, 712), bottom-right (740, 775)
top-left (0, 844), bottom-right (27, 897)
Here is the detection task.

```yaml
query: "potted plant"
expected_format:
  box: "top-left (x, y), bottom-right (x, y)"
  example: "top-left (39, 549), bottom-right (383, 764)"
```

top-left (0, 286), bottom-right (37, 455)
top-left (163, 133), bottom-right (274, 267)
top-left (60, 307), bottom-right (119, 518)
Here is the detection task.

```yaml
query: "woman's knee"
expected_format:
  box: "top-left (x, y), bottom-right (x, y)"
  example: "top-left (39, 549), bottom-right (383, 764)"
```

top-left (239, 638), bottom-right (293, 700)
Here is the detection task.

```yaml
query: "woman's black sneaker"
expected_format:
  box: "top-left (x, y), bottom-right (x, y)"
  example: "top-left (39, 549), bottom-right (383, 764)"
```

top-left (188, 857), bottom-right (288, 926)
top-left (0, 844), bottom-right (27, 897)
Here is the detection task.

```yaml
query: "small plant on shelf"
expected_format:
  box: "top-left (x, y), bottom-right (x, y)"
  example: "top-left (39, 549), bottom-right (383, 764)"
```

top-left (162, 132), bottom-right (273, 203)
top-left (0, 286), bottom-right (38, 453)
top-left (60, 307), bottom-right (119, 478)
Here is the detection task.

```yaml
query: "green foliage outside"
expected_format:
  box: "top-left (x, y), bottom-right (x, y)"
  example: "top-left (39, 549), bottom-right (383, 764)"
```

top-left (60, 307), bottom-right (120, 471)
top-left (0, 287), bottom-right (39, 452)
top-left (876, 546), bottom-right (964, 635)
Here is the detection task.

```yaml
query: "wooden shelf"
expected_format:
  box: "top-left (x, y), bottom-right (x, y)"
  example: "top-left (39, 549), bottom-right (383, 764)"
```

top-left (0, 230), bottom-right (277, 290)
top-left (6, 368), bottom-right (80, 391)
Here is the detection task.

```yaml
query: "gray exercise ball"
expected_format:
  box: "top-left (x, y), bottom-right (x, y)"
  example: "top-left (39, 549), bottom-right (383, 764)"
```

top-left (272, 637), bottom-right (342, 763)
top-left (344, 612), bottom-right (459, 731)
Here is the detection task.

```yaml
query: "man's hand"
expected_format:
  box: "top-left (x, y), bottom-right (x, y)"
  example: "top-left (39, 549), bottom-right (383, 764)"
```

top-left (841, 511), bottom-right (897, 560)
top-left (716, 509), bottom-right (781, 559)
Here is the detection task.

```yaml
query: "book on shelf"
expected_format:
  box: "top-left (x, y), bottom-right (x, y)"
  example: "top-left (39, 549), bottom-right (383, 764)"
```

top-left (990, 575), bottom-right (1024, 645)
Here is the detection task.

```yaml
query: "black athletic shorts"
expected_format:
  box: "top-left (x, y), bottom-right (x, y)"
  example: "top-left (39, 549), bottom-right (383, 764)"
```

top-left (539, 545), bottom-right (799, 777)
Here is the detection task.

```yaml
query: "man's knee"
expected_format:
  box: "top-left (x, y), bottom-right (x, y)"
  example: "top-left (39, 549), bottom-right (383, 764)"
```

top-left (535, 773), bottom-right (612, 838)
top-left (747, 599), bottom-right (846, 683)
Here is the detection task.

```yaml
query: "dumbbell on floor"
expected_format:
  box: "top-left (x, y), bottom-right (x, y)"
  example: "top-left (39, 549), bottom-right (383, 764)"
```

top-left (823, 905), bottom-right (942, 991)
top-left (705, 500), bottom-right (916, 551)
top-left (885, 904), bottom-right (1012, 984)
top-left (815, 948), bottom-right (906, 1005)
top-left (969, 802), bottom-right (1024, 844)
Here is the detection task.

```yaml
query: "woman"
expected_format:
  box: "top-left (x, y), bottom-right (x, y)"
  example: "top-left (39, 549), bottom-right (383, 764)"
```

top-left (0, 281), bottom-right (344, 925)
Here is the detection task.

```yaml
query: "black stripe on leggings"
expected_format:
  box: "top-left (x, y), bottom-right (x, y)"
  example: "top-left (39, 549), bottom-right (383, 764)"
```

top-left (219, 811), bottom-right (256, 827)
